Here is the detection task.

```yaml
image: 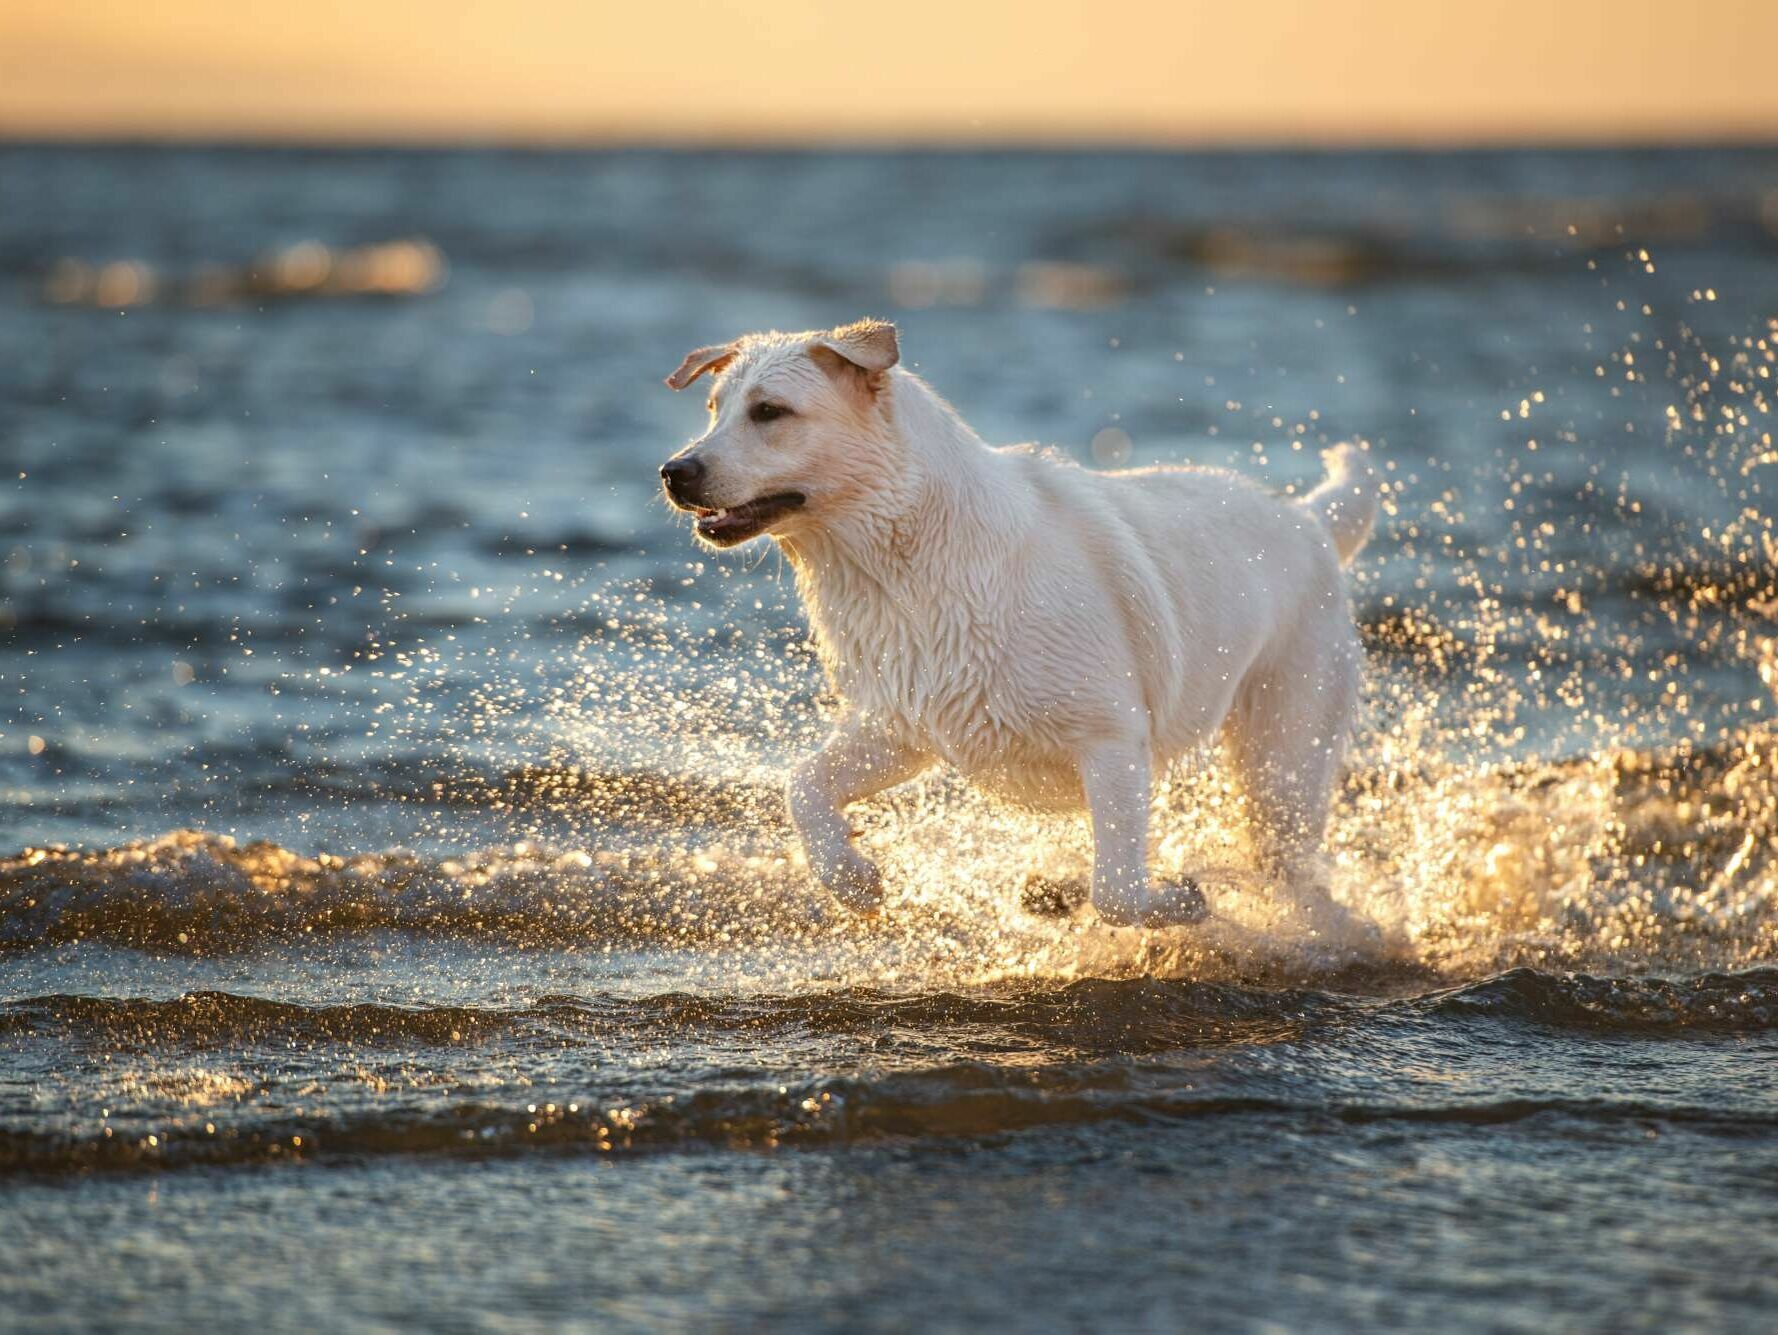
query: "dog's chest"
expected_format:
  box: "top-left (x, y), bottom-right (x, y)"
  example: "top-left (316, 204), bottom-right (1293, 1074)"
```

top-left (809, 583), bottom-right (1077, 771)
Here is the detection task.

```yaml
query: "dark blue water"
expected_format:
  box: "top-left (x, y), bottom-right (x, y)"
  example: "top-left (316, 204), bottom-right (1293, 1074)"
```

top-left (2, 145), bottom-right (1777, 1331)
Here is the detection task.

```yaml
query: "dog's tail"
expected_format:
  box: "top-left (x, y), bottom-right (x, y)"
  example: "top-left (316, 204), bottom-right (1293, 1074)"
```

top-left (1300, 443), bottom-right (1379, 567)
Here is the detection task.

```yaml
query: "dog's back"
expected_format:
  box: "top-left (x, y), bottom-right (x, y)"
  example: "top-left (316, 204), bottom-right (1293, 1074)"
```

top-left (979, 444), bottom-right (1373, 765)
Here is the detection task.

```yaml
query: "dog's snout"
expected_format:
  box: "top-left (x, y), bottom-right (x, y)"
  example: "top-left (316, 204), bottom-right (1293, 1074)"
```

top-left (660, 455), bottom-right (705, 502)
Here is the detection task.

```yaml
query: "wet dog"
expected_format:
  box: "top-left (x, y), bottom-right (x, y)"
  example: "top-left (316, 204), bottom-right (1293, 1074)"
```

top-left (661, 320), bottom-right (1378, 930)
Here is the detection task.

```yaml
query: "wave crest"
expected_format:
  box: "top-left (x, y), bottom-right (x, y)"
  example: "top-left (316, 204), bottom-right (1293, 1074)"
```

top-left (2, 712), bottom-right (1775, 977)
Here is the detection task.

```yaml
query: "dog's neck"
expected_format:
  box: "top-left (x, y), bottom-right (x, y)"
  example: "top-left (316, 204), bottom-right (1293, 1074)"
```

top-left (778, 370), bottom-right (1013, 687)
top-left (780, 369), bottom-right (1000, 580)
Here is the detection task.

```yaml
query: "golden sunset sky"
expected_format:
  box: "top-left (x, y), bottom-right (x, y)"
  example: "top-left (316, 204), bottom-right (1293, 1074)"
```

top-left (3, 0), bottom-right (1776, 144)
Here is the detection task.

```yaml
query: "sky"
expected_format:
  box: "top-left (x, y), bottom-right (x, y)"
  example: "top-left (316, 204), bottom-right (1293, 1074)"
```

top-left (3, 0), bottom-right (1777, 144)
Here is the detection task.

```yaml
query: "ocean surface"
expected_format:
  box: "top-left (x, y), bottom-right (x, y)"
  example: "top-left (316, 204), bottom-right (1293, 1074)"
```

top-left (2, 144), bottom-right (1777, 1332)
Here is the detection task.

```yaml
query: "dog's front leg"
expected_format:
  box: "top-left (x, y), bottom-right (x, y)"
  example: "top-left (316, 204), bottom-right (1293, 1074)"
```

top-left (1080, 740), bottom-right (1207, 928)
top-left (1079, 740), bottom-right (1155, 925)
top-left (788, 723), bottom-right (930, 913)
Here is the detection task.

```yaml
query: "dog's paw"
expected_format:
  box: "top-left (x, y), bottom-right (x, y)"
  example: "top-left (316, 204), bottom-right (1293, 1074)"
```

top-left (1019, 873), bottom-right (1088, 917)
top-left (1141, 879), bottom-right (1209, 928)
top-left (819, 849), bottom-right (885, 914)
top-left (1282, 891), bottom-right (1380, 951)
top-left (1092, 879), bottom-right (1208, 929)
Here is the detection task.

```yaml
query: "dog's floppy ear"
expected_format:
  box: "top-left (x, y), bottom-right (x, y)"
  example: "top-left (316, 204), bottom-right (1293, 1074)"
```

top-left (814, 319), bottom-right (899, 375)
top-left (664, 343), bottom-right (738, 390)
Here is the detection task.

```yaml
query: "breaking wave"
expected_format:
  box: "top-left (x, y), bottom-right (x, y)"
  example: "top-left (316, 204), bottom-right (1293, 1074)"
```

top-left (2, 705), bottom-right (1774, 978)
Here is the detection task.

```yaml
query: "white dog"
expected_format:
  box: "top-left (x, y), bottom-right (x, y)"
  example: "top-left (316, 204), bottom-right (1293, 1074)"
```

top-left (661, 319), bottom-right (1378, 930)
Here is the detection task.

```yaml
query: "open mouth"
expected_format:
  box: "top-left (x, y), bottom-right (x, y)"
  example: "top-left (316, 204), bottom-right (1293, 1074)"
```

top-left (691, 492), bottom-right (805, 545)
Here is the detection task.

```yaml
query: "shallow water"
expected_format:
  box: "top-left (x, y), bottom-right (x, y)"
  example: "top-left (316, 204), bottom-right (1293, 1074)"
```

top-left (2, 145), bottom-right (1777, 1331)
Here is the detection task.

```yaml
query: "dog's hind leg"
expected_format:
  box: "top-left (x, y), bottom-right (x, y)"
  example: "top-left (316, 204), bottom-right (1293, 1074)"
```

top-left (788, 722), bottom-right (931, 914)
top-left (1224, 626), bottom-right (1368, 937)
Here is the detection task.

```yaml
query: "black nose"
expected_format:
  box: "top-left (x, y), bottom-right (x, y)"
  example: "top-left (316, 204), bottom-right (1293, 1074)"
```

top-left (660, 456), bottom-right (705, 501)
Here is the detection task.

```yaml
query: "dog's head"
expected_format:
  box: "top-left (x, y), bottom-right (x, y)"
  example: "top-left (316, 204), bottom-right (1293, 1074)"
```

top-left (658, 319), bottom-right (900, 547)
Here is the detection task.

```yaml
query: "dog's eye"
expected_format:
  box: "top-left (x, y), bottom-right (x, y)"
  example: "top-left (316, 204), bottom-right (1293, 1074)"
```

top-left (750, 401), bottom-right (789, 424)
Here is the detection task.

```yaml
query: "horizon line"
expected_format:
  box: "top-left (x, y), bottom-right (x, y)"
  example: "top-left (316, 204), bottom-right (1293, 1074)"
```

top-left (7, 126), bottom-right (1778, 154)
